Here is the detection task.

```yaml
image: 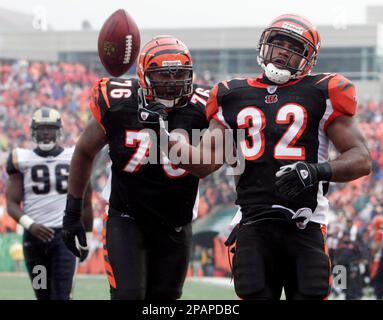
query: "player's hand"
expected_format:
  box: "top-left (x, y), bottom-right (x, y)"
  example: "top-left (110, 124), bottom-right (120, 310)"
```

top-left (29, 224), bottom-right (55, 242)
top-left (138, 101), bottom-right (168, 129)
top-left (62, 194), bottom-right (88, 261)
top-left (275, 161), bottom-right (331, 198)
top-left (76, 232), bottom-right (93, 263)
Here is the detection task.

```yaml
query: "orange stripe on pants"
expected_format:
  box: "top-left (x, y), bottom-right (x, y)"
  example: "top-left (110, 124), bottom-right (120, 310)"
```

top-left (321, 224), bottom-right (332, 300)
top-left (103, 211), bottom-right (117, 289)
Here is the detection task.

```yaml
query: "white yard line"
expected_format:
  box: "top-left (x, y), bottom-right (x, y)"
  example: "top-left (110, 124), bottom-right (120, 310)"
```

top-left (188, 276), bottom-right (234, 287)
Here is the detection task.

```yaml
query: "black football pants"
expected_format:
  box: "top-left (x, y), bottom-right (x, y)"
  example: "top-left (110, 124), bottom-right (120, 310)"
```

top-left (23, 228), bottom-right (76, 300)
top-left (103, 207), bottom-right (192, 300)
top-left (232, 219), bottom-right (331, 300)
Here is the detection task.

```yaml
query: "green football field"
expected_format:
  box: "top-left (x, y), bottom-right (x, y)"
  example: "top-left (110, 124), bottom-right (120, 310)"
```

top-left (0, 273), bottom-right (238, 300)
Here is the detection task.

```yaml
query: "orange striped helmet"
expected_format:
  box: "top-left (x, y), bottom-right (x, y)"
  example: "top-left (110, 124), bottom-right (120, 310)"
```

top-left (257, 14), bottom-right (321, 83)
top-left (137, 35), bottom-right (193, 108)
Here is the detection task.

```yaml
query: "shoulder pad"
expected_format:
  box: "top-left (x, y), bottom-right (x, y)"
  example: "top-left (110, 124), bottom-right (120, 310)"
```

top-left (327, 73), bottom-right (357, 116)
top-left (90, 78), bottom-right (139, 127)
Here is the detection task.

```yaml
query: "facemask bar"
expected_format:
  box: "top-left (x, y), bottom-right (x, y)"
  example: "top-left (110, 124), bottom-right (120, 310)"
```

top-left (258, 28), bottom-right (318, 76)
top-left (144, 66), bottom-right (193, 105)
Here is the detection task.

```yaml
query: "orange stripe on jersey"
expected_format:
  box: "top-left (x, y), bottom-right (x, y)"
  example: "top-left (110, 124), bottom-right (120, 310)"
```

top-left (89, 79), bottom-right (107, 132)
top-left (100, 78), bottom-right (111, 109)
top-left (206, 84), bottom-right (219, 121)
top-left (324, 74), bottom-right (357, 131)
top-left (328, 74), bottom-right (357, 117)
top-left (90, 81), bottom-right (101, 121)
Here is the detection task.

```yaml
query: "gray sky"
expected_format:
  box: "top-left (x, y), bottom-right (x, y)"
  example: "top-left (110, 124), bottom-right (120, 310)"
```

top-left (1, 0), bottom-right (382, 30)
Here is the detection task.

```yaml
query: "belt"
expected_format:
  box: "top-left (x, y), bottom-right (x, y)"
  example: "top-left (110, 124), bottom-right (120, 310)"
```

top-left (108, 207), bottom-right (136, 220)
top-left (241, 205), bottom-right (314, 230)
top-left (107, 206), bottom-right (184, 232)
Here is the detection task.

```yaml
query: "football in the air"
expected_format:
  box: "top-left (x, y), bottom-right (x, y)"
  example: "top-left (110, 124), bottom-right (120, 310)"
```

top-left (98, 9), bottom-right (141, 77)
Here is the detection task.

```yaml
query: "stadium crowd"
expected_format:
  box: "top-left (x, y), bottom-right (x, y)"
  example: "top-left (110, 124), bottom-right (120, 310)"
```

top-left (0, 60), bottom-right (383, 298)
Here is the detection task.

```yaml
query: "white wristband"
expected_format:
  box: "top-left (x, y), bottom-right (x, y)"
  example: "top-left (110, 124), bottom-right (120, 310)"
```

top-left (86, 232), bottom-right (93, 248)
top-left (19, 215), bottom-right (35, 230)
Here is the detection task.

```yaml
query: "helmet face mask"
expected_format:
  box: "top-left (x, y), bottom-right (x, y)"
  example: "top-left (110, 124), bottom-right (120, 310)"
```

top-left (31, 108), bottom-right (62, 151)
top-left (145, 67), bottom-right (193, 107)
top-left (263, 31), bottom-right (310, 74)
top-left (257, 15), bottom-right (321, 84)
top-left (137, 35), bottom-right (193, 108)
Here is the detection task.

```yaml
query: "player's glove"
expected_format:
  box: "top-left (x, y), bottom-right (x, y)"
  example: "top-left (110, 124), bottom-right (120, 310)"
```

top-left (138, 101), bottom-right (168, 129)
top-left (62, 194), bottom-right (89, 262)
top-left (275, 161), bottom-right (332, 198)
top-left (137, 88), bottom-right (168, 130)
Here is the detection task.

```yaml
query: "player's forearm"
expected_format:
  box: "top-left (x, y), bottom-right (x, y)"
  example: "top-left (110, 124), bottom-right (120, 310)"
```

top-left (328, 146), bottom-right (371, 182)
top-left (68, 147), bottom-right (95, 199)
top-left (167, 140), bottom-right (221, 178)
top-left (81, 183), bottom-right (93, 232)
top-left (6, 201), bottom-right (25, 222)
top-left (5, 174), bottom-right (26, 223)
top-left (81, 205), bottom-right (93, 232)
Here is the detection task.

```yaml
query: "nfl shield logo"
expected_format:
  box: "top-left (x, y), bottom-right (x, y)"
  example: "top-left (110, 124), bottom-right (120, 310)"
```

top-left (267, 85), bottom-right (278, 94)
top-left (140, 111), bottom-right (149, 121)
top-left (300, 169), bottom-right (309, 179)
top-left (103, 41), bottom-right (118, 57)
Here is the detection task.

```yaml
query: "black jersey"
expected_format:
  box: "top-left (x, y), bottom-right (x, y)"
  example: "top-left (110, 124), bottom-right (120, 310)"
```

top-left (206, 73), bottom-right (357, 224)
top-left (90, 78), bottom-right (210, 227)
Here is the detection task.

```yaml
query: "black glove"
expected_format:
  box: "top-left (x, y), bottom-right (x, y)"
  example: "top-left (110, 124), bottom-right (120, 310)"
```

top-left (62, 194), bottom-right (88, 262)
top-left (138, 101), bottom-right (168, 130)
top-left (275, 161), bottom-right (332, 198)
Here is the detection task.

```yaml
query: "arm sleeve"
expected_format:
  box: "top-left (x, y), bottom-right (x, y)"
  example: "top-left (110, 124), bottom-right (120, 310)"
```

top-left (324, 74), bottom-right (357, 129)
top-left (205, 84), bottom-right (219, 122)
top-left (6, 149), bottom-right (20, 175)
top-left (89, 78), bottom-right (111, 131)
top-left (205, 82), bottom-right (231, 129)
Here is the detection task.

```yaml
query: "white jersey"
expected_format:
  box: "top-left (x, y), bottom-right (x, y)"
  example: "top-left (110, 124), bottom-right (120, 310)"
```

top-left (9, 147), bottom-right (74, 228)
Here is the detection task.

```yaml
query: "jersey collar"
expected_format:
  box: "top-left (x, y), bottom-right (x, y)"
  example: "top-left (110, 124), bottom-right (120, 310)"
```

top-left (34, 146), bottom-right (64, 158)
top-left (247, 73), bottom-right (305, 88)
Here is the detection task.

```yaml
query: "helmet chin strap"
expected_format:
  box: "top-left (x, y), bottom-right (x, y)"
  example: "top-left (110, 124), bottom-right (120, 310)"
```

top-left (264, 63), bottom-right (292, 84)
top-left (37, 141), bottom-right (56, 151)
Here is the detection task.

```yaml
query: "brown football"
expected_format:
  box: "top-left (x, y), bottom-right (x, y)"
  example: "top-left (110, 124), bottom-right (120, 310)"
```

top-left (98, 9), bottom-right (141, 77)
